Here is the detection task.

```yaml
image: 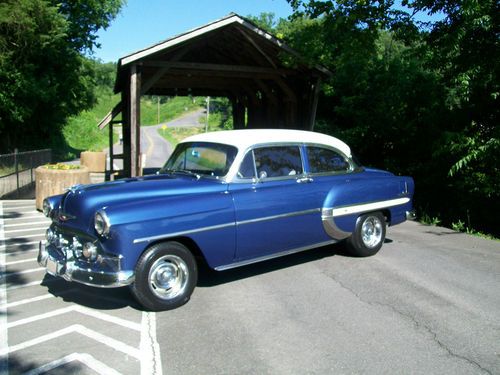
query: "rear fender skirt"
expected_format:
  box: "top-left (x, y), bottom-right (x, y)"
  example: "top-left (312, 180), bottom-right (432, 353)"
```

top-left (322, 197), bottom-right (410, 240)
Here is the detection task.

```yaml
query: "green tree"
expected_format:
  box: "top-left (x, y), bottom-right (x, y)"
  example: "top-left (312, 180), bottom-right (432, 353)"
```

top-left (0, 0), bottom-right (123, 153)
top-left (283, 1), bottom-right (499, 235)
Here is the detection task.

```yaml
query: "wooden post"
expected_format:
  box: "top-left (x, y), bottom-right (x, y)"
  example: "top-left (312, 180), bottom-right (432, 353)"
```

top-left (109, 117), bottom-right (114, 179)
top-left (122, 89), bottom-right (131, 177)
top-left (129, 64), bottom-right (141, 177)
top-left (308, 77), bottom-right (321, 131)
top-left (232, 97), bottom-right (246, 129)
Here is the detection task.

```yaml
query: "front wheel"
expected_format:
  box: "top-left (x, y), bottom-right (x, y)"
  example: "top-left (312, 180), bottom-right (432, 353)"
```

top-left (346, 212), bottom-right (386, 257)
top-left (131, 241), bottom-right (198, 311)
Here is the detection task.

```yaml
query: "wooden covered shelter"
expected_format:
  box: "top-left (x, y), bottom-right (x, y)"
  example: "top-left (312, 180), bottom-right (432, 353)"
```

top-left (99, 13), bottom-right (330, 177)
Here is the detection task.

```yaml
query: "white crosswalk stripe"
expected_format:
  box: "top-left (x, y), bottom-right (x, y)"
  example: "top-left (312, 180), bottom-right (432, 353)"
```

top-left (1, 200), bottom-right (163, 374)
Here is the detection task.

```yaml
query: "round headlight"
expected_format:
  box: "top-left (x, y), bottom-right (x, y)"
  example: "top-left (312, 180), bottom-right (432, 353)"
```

top-left (94, 210), bottom-right (110, 237)
top-left (42, 199), bottom-right (52, 217)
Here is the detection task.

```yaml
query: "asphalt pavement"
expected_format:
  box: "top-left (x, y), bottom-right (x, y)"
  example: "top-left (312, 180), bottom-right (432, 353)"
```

top-left (1, 199), bottom-right (499, 374)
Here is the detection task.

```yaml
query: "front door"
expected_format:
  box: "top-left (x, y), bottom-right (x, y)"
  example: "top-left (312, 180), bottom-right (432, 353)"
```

top-left (229, 145), bottom-right (326, 261)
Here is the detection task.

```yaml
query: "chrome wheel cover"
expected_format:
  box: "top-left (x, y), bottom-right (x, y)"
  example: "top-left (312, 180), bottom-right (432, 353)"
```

top-left (361, 216), bottom-right (383, 248)
top-left (148, 255), bottom-right (189, 300)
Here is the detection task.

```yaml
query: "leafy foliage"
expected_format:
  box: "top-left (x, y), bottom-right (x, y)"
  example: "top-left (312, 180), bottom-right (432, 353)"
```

top-left (278, 0), bottom-right (498, 236)
top-left (0, 0), bottom-right (124, 153)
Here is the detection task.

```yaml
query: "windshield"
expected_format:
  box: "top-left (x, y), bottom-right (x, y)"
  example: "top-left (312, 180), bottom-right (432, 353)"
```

top-left (160, 142), bottom-right (238, 178)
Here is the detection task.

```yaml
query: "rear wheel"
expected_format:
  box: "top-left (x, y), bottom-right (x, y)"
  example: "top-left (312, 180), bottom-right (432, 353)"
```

top-left (346, 212), bottom-right (386, 257)
top-left (131, 241), bottom-right (197, 311)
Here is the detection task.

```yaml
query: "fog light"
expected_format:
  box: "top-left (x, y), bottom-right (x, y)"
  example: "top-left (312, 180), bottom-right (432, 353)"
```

top-left (82, 242), bottom-right (98, 261)
top-left (46, 228), bottom-right (56, 243)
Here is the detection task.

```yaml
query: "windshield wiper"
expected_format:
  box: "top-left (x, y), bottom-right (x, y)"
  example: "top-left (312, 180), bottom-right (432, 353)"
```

top-left (163, 169), bottom-right (201, 180)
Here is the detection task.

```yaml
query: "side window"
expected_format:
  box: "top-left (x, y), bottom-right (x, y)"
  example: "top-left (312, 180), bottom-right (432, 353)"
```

top-left (307, 147), bottom-right (350, 174)
top-left (237, 151), bottom-right (256, 179)
top-left (254, 146), bottom-right (303, 179)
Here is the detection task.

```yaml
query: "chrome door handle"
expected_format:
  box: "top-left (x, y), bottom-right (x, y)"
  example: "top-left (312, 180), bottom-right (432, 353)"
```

top-left (296, 177), bottom-right (314, 183)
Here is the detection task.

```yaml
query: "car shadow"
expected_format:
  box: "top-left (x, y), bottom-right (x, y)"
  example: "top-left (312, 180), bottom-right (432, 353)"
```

top-left (38, 240), bottom-right (389, 311)
top-left (41, 275), bottom-right (141, 311)
top-left (197, 242), bottom-right (353, 287)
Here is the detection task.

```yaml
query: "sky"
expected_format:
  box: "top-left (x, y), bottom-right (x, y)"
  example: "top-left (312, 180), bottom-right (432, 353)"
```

top-left (94, 0), bottom-right (294, 62)
top-left (93, 0), bottom-right (444, 63)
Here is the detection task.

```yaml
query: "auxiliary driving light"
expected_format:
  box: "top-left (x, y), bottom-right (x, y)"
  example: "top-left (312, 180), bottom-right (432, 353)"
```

top-left (82, 242), bottom-right (98, 261)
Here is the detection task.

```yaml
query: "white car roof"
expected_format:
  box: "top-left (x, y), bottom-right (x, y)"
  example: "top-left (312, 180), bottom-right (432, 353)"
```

top-left (181, 129), bottom-right (352, 157)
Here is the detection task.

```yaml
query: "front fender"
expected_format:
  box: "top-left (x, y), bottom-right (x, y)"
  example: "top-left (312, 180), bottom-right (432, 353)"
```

top-left (101, 191), bottom-right (236, 270)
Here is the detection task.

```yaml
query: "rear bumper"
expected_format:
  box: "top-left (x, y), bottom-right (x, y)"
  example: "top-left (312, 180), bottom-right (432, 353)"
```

top-left (38, 241), bottom-right (134, 288)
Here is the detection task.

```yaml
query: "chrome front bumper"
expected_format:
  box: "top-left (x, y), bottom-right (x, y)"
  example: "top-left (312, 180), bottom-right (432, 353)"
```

top-left (38, 241), bottom-right (134, 288)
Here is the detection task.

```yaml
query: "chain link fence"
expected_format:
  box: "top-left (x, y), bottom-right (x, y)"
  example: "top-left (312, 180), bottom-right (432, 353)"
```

top-left (0, 149), bottom-right (52, 198)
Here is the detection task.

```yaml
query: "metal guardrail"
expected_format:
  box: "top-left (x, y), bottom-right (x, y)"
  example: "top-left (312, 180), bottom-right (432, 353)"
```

top-left (0, 149), bottom-right (52, 198)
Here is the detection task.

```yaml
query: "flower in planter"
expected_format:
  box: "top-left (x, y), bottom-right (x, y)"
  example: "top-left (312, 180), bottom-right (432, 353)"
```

top-left (43, 163), bottom-right (81, 170)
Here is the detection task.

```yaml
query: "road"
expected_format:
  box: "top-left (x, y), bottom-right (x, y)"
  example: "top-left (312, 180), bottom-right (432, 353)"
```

top-left (108, 109), bottom-right (204, 171)
top-left (1, 200), bottom-right (499, 374)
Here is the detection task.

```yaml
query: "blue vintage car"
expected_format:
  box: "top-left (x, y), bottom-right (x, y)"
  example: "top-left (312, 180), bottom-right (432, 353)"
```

top-left (38, 129), bottom-right (415, 310)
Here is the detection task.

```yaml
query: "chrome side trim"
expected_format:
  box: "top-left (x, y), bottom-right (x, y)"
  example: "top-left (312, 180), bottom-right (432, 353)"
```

top-left (236, 208), bottom-right (321, 226)
top-left (321, 197), bottom-right (410, 240)
top-left (133, 208), bottom-right (321, 244)
top-left (321, 208), bottom-right (351, 240)
top-left (133, 222), bottom-right (236, 244)
top-left (327, 197), bottom-right (410, 218)
top-left (214, 240), bottom-right (337, 271)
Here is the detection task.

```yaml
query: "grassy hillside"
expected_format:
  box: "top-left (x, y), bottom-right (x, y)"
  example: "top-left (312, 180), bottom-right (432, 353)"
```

top-left (159, 98), bottom-right (233, 147)
top-left (62, 89), bottom-right (204, 158)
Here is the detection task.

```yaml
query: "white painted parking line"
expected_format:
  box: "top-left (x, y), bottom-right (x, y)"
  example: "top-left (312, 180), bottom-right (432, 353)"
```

top-left (3, 214), bottom-right (47, 222)
top-left (4, 227), bottom-right (48, 234)
top-left (4, 221), bottom-right (50, 228)
top-left (2, 205), bottom-right (36, 210)
top-left (8, 305), bottom-right (142, 332)
top-left (6, 280), bottom-right (45, 291)
top-left (4, 249), bottom-right (38, 257)
top-left (1, 324), bottom-right (141, 359)
top-left (140, 312), bottom-right (162, 375)
top-left (1, 240), bottom-right (40, 251)
top-left (2, 199), bottom-right (162, 374)
top-left (2, 200), bottom-right (36, 203)
top-left (5, 258), bottom-right (35, 266)
top-left (0, 202), bottom-right (9, 375)
top-left (24, 352), bottom-right (122, 375)
top-left (6, 267), bottom-right (44, 276)
top-left (2, 293), bottom-right (56, 309)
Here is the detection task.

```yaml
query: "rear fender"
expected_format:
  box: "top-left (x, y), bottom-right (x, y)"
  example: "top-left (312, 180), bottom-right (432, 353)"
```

top-left (321, 176), bottom-right (414, 240)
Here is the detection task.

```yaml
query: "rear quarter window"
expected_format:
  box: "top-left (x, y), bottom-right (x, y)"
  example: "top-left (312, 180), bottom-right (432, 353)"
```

top-left (307, 146), bottom-right (351, 174)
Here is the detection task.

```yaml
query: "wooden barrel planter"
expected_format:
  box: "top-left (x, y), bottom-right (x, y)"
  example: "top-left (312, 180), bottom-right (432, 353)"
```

top-left (35, 165), bottom-right (90, 210)
top-left (80, 151), bottom-right (107, 173)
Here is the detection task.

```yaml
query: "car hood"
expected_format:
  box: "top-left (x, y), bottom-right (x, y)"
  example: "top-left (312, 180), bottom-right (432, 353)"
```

top-left (58, 174), bottom-right (227, 232)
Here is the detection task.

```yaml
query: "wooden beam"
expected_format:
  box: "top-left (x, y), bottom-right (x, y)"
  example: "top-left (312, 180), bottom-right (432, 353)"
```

top-left (140, 47), bottom-right (191, 95)
top-left (98, 101), bottom-right (122, 129)
top-left (235, 28), bottom-right (277, 69)
top-left (142, 61), bottom-right (292, 76)
top-left (141, 66), bottom-right (170, 95)
top-left (274, 77), bottom-right (297, 103)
